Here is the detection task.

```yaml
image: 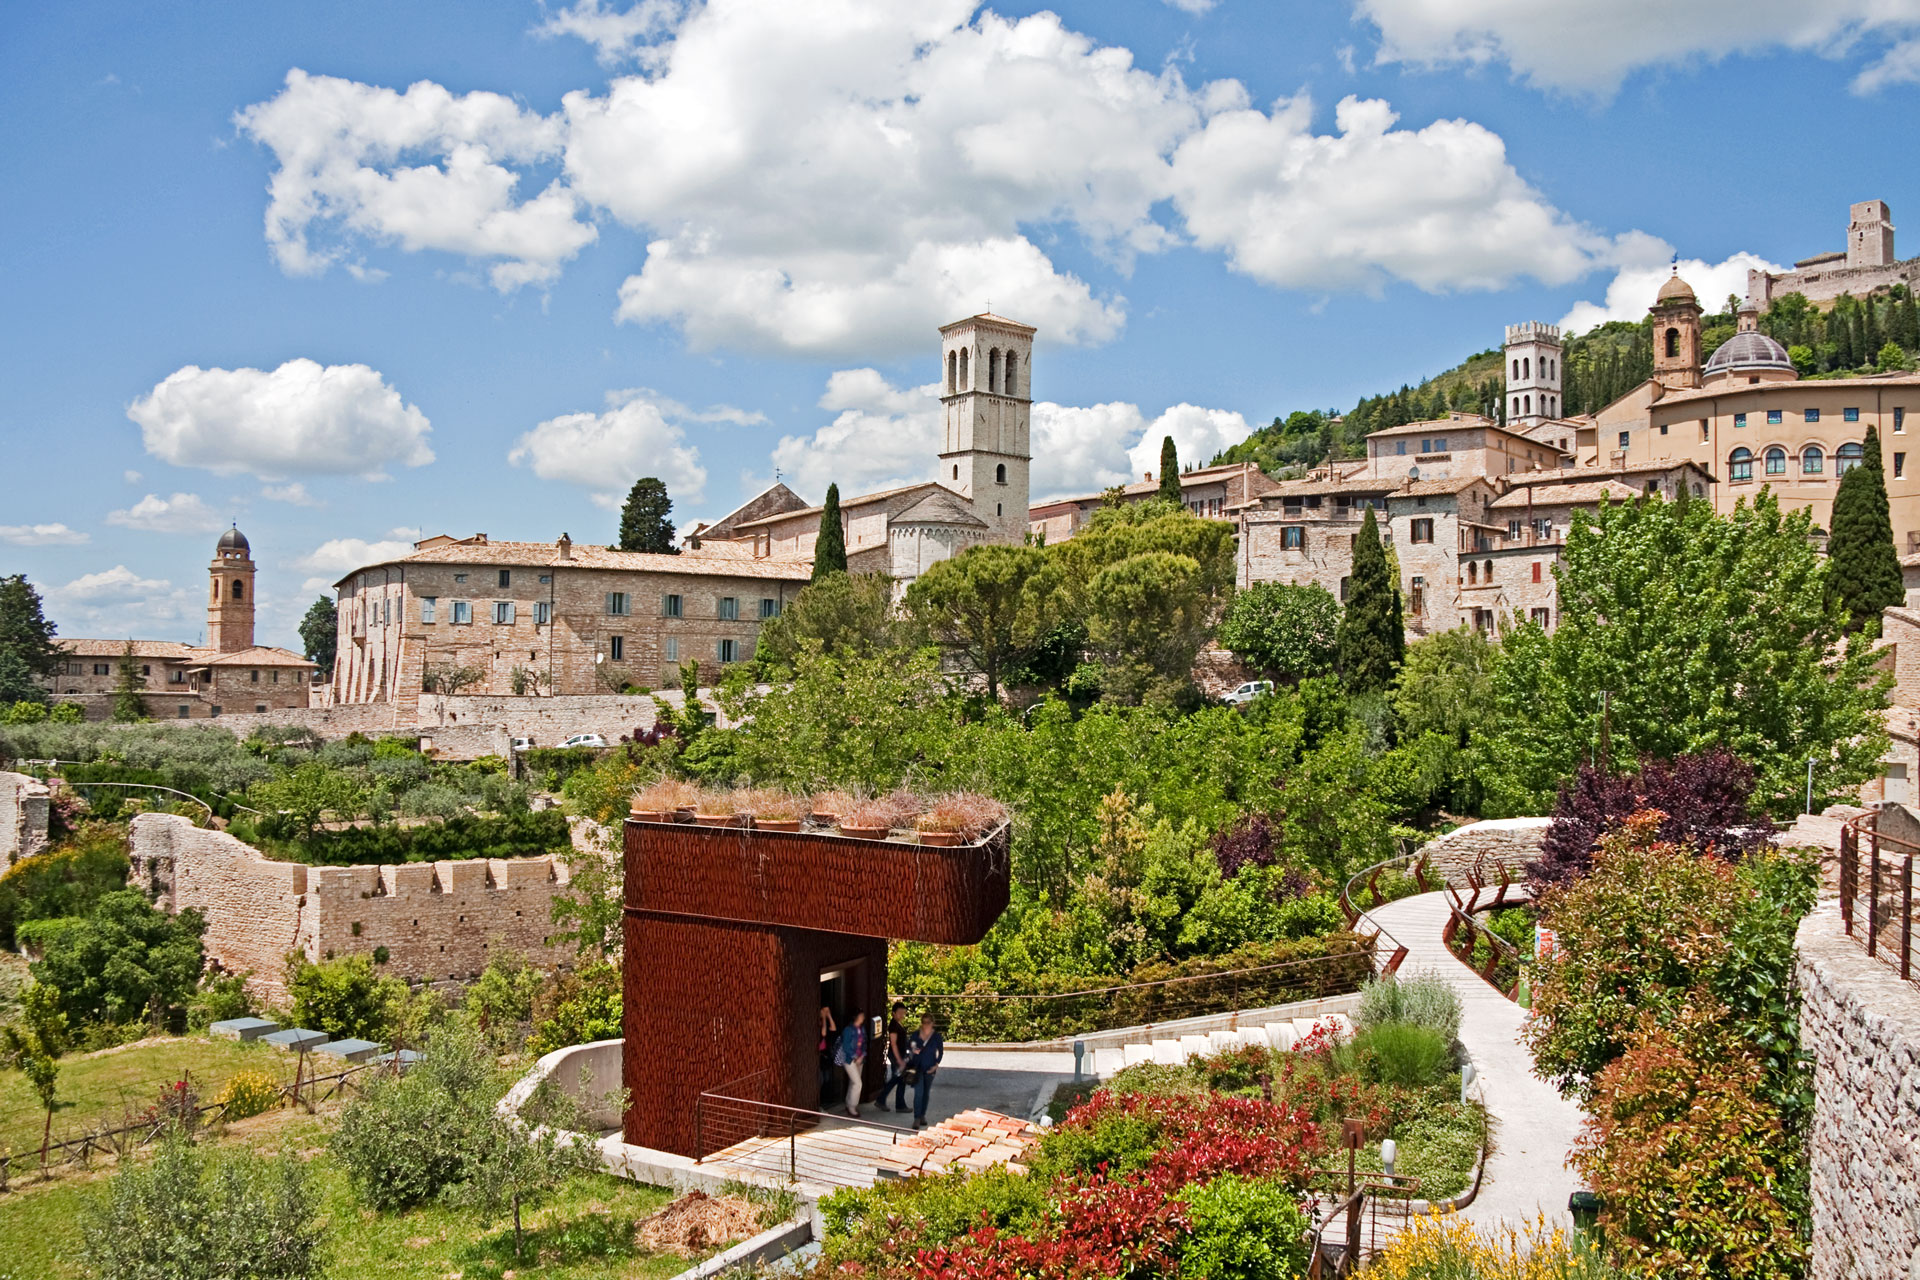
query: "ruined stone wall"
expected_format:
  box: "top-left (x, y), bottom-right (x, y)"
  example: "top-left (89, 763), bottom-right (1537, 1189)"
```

top-left (0, 771), bottom-right (51, 870)
top-left (129, 814), bottom-right (581, 1001)
top-left (1417, 817), bottom-right (1550, 887)
top-left (1797, 899), bottom-right (1920, 1280)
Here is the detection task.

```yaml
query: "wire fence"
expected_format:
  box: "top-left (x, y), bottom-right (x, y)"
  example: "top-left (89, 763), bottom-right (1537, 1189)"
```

top-left (1840, 809), bottom-right (1920, 983)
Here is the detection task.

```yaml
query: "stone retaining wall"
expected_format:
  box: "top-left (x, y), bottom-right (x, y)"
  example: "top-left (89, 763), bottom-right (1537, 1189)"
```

top-left (1797, 898), bottom-right (1920, 1279)
top-left (0, 770), bottom-right (51, 870)
top-left (422, 693), bottom-right (663, 745)
top-left (1418, 817), bottom-right (1550, 886)
top-left (129, 814), bottom-right (583, 1001)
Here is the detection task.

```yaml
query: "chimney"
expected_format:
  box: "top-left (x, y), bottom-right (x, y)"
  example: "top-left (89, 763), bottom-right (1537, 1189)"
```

top-left (1144, 471), bottom-right (1153, 483)
top-left (557, 532), bottom-right (573, 560)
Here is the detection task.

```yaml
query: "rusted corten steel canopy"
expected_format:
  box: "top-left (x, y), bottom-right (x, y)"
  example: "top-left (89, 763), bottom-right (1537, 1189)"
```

top-left (621, 818), bottom-right (1011, 1156)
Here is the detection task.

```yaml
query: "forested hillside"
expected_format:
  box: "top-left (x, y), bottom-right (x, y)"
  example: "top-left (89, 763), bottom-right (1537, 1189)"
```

top-left (1214, 285), bottom-right (1920, 475)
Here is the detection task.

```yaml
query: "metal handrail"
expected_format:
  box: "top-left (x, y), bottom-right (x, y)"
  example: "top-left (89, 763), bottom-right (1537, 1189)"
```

top-left (692, 1090), bottom-right (916, 1184)
top-left (1840, 808), bottom-right (1919, 982)
top-left (896, 950), bottom-right (1370, 1005)
top-left (1439, 865), bottom-right (1533, 1000)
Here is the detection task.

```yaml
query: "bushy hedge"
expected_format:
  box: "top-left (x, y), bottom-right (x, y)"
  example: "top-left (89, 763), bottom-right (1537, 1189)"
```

top-left (521, 746), bottom-right (607, 791)
top-left (246, 809), bottom-right (571, 866)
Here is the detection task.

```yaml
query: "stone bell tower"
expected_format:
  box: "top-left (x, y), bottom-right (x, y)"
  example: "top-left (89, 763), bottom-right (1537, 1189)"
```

top-left (938, 313), bottom-right (1034, 545)
top-left (1649, 272), bottom-right (1703, 392)
top-left (207, 524), bottom-right (256, 653)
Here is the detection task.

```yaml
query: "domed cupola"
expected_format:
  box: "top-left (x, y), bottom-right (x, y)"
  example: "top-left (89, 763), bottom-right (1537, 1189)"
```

top-left (216, 524), bottom-right (250, 556)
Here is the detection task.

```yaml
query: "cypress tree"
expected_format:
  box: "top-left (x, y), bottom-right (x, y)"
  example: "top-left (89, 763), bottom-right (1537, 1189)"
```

top-left (1863, 297), bottom-right (1882, 363)
top-left (112, 641), bottom-right (149, 722)
top-left (1826, 424), bottom-right (1904, 630)
top-left (1336, 506), bottom-right (1404, 692)
top-left (812, 483), bottom-right (848, 581)
top-left (1157, 436), bottom-right (1181, 502)
top-left (616, 477), bottom-right (678, 553)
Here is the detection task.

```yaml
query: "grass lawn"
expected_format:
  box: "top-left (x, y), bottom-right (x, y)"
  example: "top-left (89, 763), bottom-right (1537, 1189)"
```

top-left (0, 1034), bottom-right (289, 1156)
top-left (0, 1105), bottom-right (731, 1280)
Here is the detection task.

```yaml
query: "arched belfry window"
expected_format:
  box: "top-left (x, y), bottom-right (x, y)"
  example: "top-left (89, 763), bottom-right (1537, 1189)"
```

top-left (995, 463), bottom-right (1006, 484)
top-left (958, 347), bottom-right (969, 390)
top-left (946, 350), bottom-right (957, 393)
top-left (1664, 328), bottom-right (1680, 358)
top-left (232, 580), bottom-right (244, 600)
top-left (1523, 357), bottom-right (1530, 379)
top-left (211, 578), bottom-right (221, 602)
top-left (988, 348), bottom-right (1001, 393)
top-left (1511, 359), bottom-right (1519, 379)
top-left (1005, 351), bottom-right (1018, 395)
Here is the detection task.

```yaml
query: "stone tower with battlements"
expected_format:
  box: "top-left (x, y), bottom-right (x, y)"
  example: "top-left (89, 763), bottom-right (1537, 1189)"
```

top-left (1504, 321), bottom-right (1563, 428)
top-left (206, 525), bottom-right (256, 653)
top-left (938, 313), bottom-right (1033, 545)
top-left (1849, 200), bottom-right (1895, 269)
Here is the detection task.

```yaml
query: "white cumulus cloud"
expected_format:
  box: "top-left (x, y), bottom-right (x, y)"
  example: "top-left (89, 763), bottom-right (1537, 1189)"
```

top-left (48, 565), bottom-right (193, 634)
top-left (234, 69), bottom-right (597, 290)
top-left (1356, 0), bottom-right (1920, 95)
top-left (262, 482), bottom-right (322, 507)
top-left (235, 1), bottom-right (1624, 356)
top-left (297, 536), bottom-right (421, 590)
top-left (0, 523), bottom-right (90, 547)
top-left (1559, 243), bottom-right (1785, 334)
top-left (128, 359), bottom-right (434, 481)
top-left (105, 493), bottom-right (227, 535)
top-left (1124, 404), bottom-right (1253, 482)
top-left (508, 388), bottom-right (718, 508)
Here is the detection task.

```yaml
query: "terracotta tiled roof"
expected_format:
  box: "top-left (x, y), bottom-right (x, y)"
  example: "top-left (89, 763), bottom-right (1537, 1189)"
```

top-left (1388, 476), bottom-right (1497, 497)
top-left (728, 481), bottom-right (945, 531)
top-left (1488, 480), bottom-right (1658, 509)
top-left (1363, 415), bottom-right (1504, 439)
top-left (57, 639), bottom-right (199, 660)
top-left (1035, 461), bottom-right (1270, 509)
top-left (335, 539), bottom-right (814, 585)
top-left (193, 646), bottom-right (316, 668)
top-left (939, 312), bottom-right (1037, 334)
top-left (895, 490), bottom-right (989, 527)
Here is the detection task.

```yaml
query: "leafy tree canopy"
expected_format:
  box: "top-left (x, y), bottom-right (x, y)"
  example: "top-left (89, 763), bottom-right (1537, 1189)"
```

top-left (298, 597), bottom-right (337, 672)
top-left (905, 544), bottom-right (1057, 698)
top-left (32, 889), bottom-right (206, 1026)
top-left (755, 570), bottom-right (914, 671)
top-left (0, 574), bottom-right (60, 704)
top-left (616, 477), bottom-right (678, 554)
top-left (1216, 583), bottom-right (1341, 684)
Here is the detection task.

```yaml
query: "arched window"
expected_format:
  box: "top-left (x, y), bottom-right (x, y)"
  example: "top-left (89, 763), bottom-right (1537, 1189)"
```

top-left (211, 578), bottom-right (221, 602)
top-left (1765, 446), bottom-right (1787, 475)
top-left (1511, 396), bottom-right (1519, 416)
top-left (1730, 446), bottom-right (1753, 482)
top-left (1838, 442), bottom-right (1865, 475)
top-left (1511, 358), bottom-right (1519, 379)
top-left (232, 579), bottom-right (244, 600)
top-left (1802, 445), bottom-right (1825, 475)
top-left (946, 350), bottom-right (957, 393)
top-left (1467, 562), bottom-right (1477, 585)
top-left (988, 348), bottom-right (1001, 393)
top-left (1484, 559), bottom-right (1494, 581)
top-left (1664, 328), bottom-right (1680, 358)
top-left (953, 464), bottom-right (960, 481)
top-left (958, 347), bottom-right (969, 390)
top-left (1523, 357), bottom-right (1531, 379)
top-left (1004, 351), bottom-right (1018, 395)
top-left (995, 463), bottom-right (1006, 484)
top-left (1524, 394), bottom-right (1531, 415)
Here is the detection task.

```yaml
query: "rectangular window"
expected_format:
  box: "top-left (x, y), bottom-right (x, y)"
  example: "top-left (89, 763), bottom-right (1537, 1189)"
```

top-left (1898, 453), bottom-right (1907, 479)
top-left (1845, 407), bottom-right (1861, 423)
top-left (452, 600), bottom-right (472, 625)
top-left (1617, 431), bottom-right (1630, 450)
top-left (141, 664), bottom-right (151, 677)
top-left (759, 597), bottom-right (780, 619)
top-left (255, 703), bottom-right (267, 714)
top-left (177, 705), bottom-right (189, 719)
top-left (498, 569), bottom-right (511, 588)
top-left (170, 669), bottom-right (184, 684)
top-left (534, 601), bottom-right (551, 625)
top-left (1408, 576), bottom-right (1424, 615)
top-left (1700, 421), bottom-right (1709, 443)
top-left (538, 574), bottom-right (551, 584)
top-left (662, 594), bottom-right (682, 618)
top-left (609, 635), bottom-right (624, 661)
top-left (1804, 408), bottom-right (1819, 423)
top-left (1530, 608), bottom-right (1552, 629)
top-left (1434, 437), bottom-right (1447, 451)
top-left (250, 670), bottom-right (259, 683)
top-left (421, 596), bottom-right (437, 623)
top-left (1767, 409), bottom-right (1782, 425)
top-left (92, 663), bottom-right (108, 676)
top-left (492, 601), bottom-right (515, 625)
top-left (1396, 441), bottom-right (1406, 456)
top-left (717, 638), bottom-right (739, 664)
top-left (1659, 422), bottom-right (1668, 435)
top-left (664, 637), bottom-right (679, 663)
top-left (454, 573), bottom-right (468, 584)
top-left (210, 705), bottom-right (221, 717)
top-left (1410, 518), bottom-right (1434, 543)
top-left (1281, 526), bottom-right (1305, 549)
top-left (1898, 408), bottom-right (1908, 434)
top-left (272, 671), bottom-right (279, 684)
top-left (718, 596), bottom-right (739, 621)
top-left (1531, 561), bottom-right (1542, 583)
top-left (1508, 519), bottom-right (1522, 538)
top-left (1733, 413), bottom-right (1746, 428)
top-left (606, 592), bottom-right (629, 616)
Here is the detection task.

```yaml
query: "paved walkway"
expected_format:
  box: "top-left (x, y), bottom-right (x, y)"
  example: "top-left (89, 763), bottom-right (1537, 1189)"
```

top-left (1361, 891), bottom-right (1587, 1229)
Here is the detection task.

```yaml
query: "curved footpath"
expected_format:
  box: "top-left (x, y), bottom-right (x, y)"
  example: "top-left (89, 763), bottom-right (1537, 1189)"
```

top-left (1360, 891), bottom-right (1587, 1229)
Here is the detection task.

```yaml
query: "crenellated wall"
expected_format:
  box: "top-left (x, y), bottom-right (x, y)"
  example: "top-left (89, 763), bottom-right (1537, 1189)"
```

top-left (130, 814), bottom-right (581, 1000)
top-left (0, 771), bottom-right (52, 870)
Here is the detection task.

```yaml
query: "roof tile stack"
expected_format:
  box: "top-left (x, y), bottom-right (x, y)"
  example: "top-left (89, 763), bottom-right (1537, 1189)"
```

top-left (876, 1108), bottom-right (1041, 1178)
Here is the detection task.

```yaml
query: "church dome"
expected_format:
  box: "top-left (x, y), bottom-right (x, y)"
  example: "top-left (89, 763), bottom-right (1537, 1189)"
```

top-left (1656, 274), bottom-right (1697, 304)
top-left (216, 524), bottom-right (250, 554)
top-left (1704, 331), bottom-right (1796, 378)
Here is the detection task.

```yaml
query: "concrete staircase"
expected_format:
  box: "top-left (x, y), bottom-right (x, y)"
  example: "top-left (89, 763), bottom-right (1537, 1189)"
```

top-left (1091, 1012), bottom-right (1353, 1076)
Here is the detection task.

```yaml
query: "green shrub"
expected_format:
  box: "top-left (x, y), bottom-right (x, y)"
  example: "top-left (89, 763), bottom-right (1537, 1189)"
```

top-left (1110, 931), bottom-right (1374, 1028)
top-left (1356, 1024), bottom-right (1454, 1088)
top-left (1175, 1174), bottom-right (1310, 1280)
top-left (820, 1165), bottom-right (1049, 1265)
top-left (81, 1127), bottom-right (324, 1280)
top-left (1355, 973), bottom-right (1462, 1043)
top-left (188, 972), bottom-right (254, 1030)
top-left (287, 954), bottom-right (407, 1041)
top-left (0, 821), bottom-right (131, 946)
top-left (33, 889), bottom-right (206, 1027)
top-left (254, 809), bottom-right (570, 866)
top-left (332, 1023), bottom-right (497, 1210)
top-left (3, 700), bottom-right (48, 725)
top-left (462, 952), bottom-right (545, 1052)
top-left (528, 962), bottom-right (621, 1056)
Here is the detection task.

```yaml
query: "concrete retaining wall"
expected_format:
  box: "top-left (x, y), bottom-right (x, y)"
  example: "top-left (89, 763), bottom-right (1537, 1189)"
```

top-left (0, 770), bottom-right (51, 870)
top-left (1797, 898), bottom-right (1920, 1279)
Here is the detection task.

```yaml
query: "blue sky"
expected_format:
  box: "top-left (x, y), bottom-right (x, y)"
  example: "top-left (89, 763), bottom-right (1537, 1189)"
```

top-left (5, 0), bottom-right (1920, 650)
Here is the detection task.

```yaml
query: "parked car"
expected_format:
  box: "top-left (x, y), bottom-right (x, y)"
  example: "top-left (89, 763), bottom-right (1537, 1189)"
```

top-left (1221, 680), bottom-right (1275, 706)
top-left (509, 736), bottom-right (534, 752)
top-left (556, 733), bottom-right (608, 749)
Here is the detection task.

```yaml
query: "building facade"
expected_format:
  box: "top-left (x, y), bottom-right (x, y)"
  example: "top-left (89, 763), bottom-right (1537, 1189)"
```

top-left (1028, 460), bottom-right (1280, 544)
top-left (50, 526), bottom-right (315, 719)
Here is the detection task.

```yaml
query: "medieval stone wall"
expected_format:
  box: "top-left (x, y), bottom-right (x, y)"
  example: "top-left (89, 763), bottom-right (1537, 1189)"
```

top-left (0, 771), bottom-right (51, 870)
top-left (129, 814), bottom-right (581, 1001)
top-left (1417, 817), bottom-right (1550, 886)
top-left (1796, 898), bottom-right (1920, 1280)
top-left (423, 693), bottom-right (662, 745)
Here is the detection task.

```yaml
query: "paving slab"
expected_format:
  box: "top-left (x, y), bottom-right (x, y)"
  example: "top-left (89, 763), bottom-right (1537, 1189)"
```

top-left (209, 1017), bottom-right (280, 1041)
top-left (261, 1028), bottom-right (328, 1052)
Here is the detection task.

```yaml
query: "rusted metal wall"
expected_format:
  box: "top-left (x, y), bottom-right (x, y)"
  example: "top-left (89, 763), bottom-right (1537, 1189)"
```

top-left (620, 818), bottom-right (1006, 1155)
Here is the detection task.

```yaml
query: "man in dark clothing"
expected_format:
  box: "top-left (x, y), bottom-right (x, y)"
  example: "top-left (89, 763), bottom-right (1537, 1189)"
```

top-left (907, 1014), bottom-right (945, 1128)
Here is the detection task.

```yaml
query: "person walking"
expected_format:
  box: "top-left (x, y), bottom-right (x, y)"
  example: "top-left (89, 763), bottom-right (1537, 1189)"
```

top-left (836, 1007), bottom-right (867, 1118)
top-left (907, 1013), bottom-right (944, 1129)
top-left (878, 1001), bottom-right (911, 1112)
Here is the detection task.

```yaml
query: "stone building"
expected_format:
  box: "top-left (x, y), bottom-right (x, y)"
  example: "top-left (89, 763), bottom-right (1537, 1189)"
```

top-left (1357, 413), bottom-right (1571, 484)
top-left (1748, 199), bottom-right (1920, 311)
top-left (1028, 460), bottom-right (1280, 545)
top-left (49, 526), bottom-right (315, 719)
top-left (332, 313), bottom-right (1039, 708)
top-left (1504, 321), bottom-right (1564, 427)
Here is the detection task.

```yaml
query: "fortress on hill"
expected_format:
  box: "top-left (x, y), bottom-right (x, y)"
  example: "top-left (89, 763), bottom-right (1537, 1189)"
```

top-left (1749, 199), bottom-right (1920, 311)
